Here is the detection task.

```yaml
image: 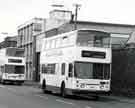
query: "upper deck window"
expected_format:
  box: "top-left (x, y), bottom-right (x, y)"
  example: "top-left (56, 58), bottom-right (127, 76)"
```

top-left (76, 30), bottom-right (111, 48)
top-left (46, 40), bottom-right (50, 49)
top-left (51, 39), bottom-right (56, 48)
top-left (61, 36), bottom-right (69, 47)
top-left (56, 38), bottom-right (61, 48)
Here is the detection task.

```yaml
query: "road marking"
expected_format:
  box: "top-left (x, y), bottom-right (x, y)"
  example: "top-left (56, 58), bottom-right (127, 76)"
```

top-left (85, 106), bottom-right (92, 108)
top-left (4, 87), bottom-right (49, 100)
top-left (6, 87), bottom-right (17, 92)
top-left (34, 94), bottom-right (48, 100)
top-left (0, 85), bottom-right (5, 88)
top-left (56, 99), bottom-right (75, 105)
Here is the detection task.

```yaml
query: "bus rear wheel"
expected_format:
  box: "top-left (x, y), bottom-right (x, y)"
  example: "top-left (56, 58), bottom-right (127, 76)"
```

top-left (42, 80), bottom-right (46, 93)
top-left (1, 80), bottom-right (6, 85)
top-left (61, 83), bottom-right (67, 97)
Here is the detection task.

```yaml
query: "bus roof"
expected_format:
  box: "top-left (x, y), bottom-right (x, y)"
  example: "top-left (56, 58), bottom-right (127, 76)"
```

top-left (44, 29), bottom-right (110, 40)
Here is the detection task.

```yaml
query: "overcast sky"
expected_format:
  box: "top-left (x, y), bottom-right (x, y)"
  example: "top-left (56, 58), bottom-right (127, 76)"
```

top-left (0, 0), bottom-right (135, 41)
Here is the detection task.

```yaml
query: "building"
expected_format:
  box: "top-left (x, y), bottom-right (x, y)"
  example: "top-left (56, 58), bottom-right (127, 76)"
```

top-left (17, 18), bottom-right (46, 81)
top-left (17, 9), bottom-right (72, 81)
top-left (0, 36), bottom-right (17, 49)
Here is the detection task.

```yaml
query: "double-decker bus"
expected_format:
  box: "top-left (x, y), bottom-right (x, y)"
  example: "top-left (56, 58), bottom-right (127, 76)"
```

top-left (40, 29), bottom-right (111, 98)
top-left (0, 47), bottom-right (25, 85)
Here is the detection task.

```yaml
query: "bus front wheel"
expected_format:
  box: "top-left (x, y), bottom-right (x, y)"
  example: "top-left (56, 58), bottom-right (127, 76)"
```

top-left (1, 80), bottom-right (6, 85)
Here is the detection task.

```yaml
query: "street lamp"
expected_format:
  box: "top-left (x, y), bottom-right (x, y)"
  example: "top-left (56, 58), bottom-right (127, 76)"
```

top-left (73, 3), bottom-right (81, 30)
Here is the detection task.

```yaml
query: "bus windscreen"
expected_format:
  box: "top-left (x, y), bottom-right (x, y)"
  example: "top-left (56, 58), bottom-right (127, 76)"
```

top-left (5, 65), bottom-right (24, 74)
top-left (74, 62), bottom-right (110, 79)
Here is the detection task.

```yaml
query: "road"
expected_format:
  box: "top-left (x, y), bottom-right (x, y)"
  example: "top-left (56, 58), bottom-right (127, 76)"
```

top-left (0, 84), bottom-right (134, 108)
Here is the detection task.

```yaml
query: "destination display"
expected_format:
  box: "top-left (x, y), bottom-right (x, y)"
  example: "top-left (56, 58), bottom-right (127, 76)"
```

top-left (8, 59), bottom-right (22, 63)
top-left (81, 50), bottom-right (106, 59)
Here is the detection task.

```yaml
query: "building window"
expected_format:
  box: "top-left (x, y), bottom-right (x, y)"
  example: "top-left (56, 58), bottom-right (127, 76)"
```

top-left (34, 23), bottom-right (42, 31)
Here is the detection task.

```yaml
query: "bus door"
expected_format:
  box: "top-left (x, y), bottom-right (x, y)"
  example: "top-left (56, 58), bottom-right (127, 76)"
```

top-left (59, 63), bottom-right (66, 86)
top-left (55, 63), bottom-right (66, 87)
top-left (66, 63), bottom-right (73, 89)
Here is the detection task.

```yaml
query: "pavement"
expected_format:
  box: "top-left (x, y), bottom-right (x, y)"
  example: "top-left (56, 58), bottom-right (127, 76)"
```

top-left (23, 80), bottom-right (135, 104)
top-left (104, 95), bottom-right (135, 104)
top-left (23, 80), bottom-right (40, 88)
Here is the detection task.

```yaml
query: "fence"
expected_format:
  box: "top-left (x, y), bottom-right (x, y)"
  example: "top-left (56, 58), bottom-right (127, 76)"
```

top-left (112, 48), bottom-right (135, 96)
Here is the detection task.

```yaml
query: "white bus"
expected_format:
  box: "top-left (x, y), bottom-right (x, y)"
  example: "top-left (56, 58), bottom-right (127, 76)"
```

top-left (0, 47), bottom-right (25, 85)
top-left (40, 29), bottom-right (111, 98)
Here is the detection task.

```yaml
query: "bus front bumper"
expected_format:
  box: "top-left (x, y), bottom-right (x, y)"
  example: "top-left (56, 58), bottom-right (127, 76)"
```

top-left (2, 79), bottom-right (25, 83)
top-left (66, 88), bottom-right (111, 96)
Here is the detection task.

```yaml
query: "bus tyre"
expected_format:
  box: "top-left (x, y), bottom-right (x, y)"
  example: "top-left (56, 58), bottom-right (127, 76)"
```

top-left (61, 82), bottom-right (66, 97)
top-left (1, 80), bottom-right (5, 85)
top-left (42, 80), bottom-right (46, 93)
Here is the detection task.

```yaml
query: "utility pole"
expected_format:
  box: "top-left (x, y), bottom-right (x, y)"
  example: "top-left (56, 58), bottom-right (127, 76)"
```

top-left (73, 4), bottom-right (81, 30)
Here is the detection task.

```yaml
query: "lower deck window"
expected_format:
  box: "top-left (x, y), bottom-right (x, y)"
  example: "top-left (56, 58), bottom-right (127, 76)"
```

top-left (41, 64), bottom-right (56, 74)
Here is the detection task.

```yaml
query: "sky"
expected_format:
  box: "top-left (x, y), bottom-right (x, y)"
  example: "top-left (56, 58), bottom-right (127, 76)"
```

top-left (0, 0), bottom-right (135, 41)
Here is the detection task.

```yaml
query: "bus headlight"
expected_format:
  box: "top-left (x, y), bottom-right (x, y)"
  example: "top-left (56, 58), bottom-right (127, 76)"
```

top-left (106, 81), bottom-right (109, 84)
top-left (105, 85), bottom-right (109, 89)
top-left (100, 85), bottom-right (104, 89)
top-left (76, 80), bottom-right (79, 83)
top-left (80, 83), bottom-right (85, 88)
top-left (76, 84), bottom-right (79, 87)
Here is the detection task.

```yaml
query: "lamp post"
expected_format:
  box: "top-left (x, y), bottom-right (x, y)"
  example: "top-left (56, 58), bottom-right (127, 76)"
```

top-left (73, 3), bottom-right (81, 30)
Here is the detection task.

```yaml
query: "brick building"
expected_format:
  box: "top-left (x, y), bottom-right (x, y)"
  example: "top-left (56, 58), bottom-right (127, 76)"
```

top-left (17, 9), bottom-right (72, 81)
top-left (17, 18), bottom-right (46, 80)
